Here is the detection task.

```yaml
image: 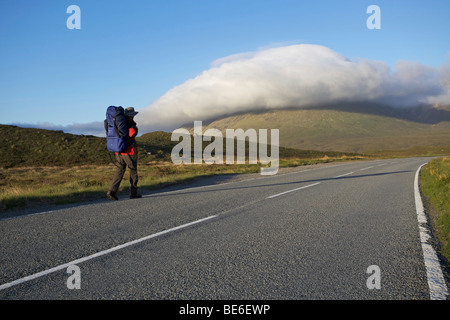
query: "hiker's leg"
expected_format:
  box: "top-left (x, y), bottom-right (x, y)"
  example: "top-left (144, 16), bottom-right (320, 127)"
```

top-left (124, 154), bottom-right (139, 196)
top-left (108, 155), bottom-right (127, 194)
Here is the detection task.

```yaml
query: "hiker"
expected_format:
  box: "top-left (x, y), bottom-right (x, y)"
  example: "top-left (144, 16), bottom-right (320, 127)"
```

top-left (107, 107), bottom-right (142, 200)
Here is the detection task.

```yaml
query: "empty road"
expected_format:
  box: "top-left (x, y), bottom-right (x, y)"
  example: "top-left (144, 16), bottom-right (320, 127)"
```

top-left (0, 157), bottom-right (448, 301)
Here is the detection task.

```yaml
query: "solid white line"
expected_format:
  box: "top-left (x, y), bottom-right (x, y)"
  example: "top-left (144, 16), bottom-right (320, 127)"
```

top-left (333, 171), bottom-right (354, 178)
top-left (414, 163), bottom-right (448, 300)
top-left (0, 215), bottom-right (217, 291)
top-left (266, 182), bottom-right (321, 199)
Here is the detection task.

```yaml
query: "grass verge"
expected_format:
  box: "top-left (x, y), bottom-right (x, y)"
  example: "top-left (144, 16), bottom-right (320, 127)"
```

top-left (420, 157), bottom-right (450, 263)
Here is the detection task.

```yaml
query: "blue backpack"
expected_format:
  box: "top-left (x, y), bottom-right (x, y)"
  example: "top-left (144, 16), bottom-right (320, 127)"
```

top-left (104, 106), bottom-right (129, 153)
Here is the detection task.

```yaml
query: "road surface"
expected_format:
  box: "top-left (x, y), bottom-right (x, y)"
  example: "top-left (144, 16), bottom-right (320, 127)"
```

top-left (0, 157), bottom-right (448, 301)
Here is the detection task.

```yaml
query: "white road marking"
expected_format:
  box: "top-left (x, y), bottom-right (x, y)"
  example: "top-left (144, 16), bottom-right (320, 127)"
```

top-left (414, 163), bottom-right (448, 300)
top-left (333, 171), bottom-right (354, 178)
top-left (3, 159), bottom-right (446, 300)
top-left (1, 161), bottom-right (359, 222)
top-left (266, 182), bottom-right (321, 199)
top-left (0, 215), bottom-right (217, 291)
top-left (142, 162), bottom-right (350, 199)
top-left (359, 166), bottom-right (374, 171)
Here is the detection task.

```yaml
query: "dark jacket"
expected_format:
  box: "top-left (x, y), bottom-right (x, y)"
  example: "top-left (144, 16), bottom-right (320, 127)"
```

top-left (117, 119), bottom-right (138, 156)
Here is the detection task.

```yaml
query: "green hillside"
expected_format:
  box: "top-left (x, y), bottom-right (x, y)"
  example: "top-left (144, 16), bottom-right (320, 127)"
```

top-left (137, 130), bottom-right (356, 161)
top-left (3, 102), bottom-right (449, 169)
top-left (196, 104), bottom-right (450, 153)
top-left (0, 125), bottom-right (354, 169)
top-left (0, 125), bottom-right (110, 168)
top-left (0, 125), bottom-right (163, 168)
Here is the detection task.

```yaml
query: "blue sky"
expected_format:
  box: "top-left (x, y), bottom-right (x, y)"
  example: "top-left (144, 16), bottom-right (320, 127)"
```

top-left (1, 0), bottom-right (449, 134)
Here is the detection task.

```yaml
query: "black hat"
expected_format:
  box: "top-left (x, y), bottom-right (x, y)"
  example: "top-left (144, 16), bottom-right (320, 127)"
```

top-left (124, 107), bottom-right (138, 117)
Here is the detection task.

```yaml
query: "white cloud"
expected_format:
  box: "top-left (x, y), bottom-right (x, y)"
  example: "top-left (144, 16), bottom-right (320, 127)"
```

top-left (425, 60), bottom-right (450, 105)
top-left (137, 44), bottom-right (449, 132)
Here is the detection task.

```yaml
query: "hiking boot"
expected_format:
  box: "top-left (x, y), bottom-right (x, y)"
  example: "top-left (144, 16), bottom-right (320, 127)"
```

top-left (130, 192), bottom-right (142, 199)
top-left (107, 191), bottom-right (118, 201)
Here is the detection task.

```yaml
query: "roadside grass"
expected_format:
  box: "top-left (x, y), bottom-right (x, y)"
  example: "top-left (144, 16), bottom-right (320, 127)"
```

top-left (0, 155), bottom-right (364, 214)
top-left (366, 146), bottom-right (450, 158)
top-left (420, 157), bottom-right (450, 262)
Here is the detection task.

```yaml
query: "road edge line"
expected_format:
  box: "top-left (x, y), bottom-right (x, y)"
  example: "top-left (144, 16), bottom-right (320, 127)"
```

top-left (414, 163), bottom-right (449, 300)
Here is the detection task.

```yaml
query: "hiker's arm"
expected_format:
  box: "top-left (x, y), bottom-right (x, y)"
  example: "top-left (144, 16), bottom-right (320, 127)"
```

top-left (129, 127), bottom-right (137, 139)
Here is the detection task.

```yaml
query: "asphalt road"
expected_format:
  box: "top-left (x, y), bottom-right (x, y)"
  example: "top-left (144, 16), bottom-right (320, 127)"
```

top-left (0, 157), bottom-right (448, 300)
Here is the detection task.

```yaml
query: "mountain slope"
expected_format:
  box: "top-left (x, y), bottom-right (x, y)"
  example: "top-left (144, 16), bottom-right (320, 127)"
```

top-left (0, 125), bottom-right (162, 168)
top-left (193, 104), bottom-right (450, 153)
top-left (0, 125), bottom-right (110, 168)
top-left (0, 125), bottom-right (357, 168)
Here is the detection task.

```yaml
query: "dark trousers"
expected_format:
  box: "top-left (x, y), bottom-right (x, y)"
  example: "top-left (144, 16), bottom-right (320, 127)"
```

top-left (108, 154), bottom-right (139, 195)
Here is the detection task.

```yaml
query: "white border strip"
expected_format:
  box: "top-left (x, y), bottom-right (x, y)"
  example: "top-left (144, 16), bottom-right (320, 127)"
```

top-left (414, 163), bottom-right (448, 300)
top-left (0, 215), bottom-right (217, 291)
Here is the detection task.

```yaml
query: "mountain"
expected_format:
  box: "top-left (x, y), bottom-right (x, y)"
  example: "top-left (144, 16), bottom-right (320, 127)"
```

top-left (187, 103), bottom-right (450, 153)
top-left (0, 125), bottom-right (109, 168)
top-left (3, 102), bottom-right (448, 168)
top-left (136, 130), bottom-right (357, 161)
top-left (1, 125), bottom-right (356, 168)
top-left (0, 125), bottom-right (159, 168)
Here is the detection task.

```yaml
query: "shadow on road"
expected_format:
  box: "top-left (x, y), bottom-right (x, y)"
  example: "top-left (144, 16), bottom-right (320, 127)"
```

top-left (145, 170), bottom-right (412, 198)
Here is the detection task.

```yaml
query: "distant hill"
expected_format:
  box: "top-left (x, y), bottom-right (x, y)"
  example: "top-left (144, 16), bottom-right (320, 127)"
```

top-left (1, 125), bottom-right (355, 168)
top-left (136, 131), bottom-right (177, 160)
top-left (0, 125), bottom-right (161, 168)
top-left (5, 102), bottom-right (448, 168)
top-left (137, 130), bottom-right (357, 161)
top-left (187, 103), bottom-right (450, 153)
top-left (0, 125), bottom-right (110, 168)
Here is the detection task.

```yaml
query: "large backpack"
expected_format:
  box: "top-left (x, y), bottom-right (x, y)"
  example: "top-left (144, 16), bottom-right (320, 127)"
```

top-left (104, 106), bottom-right (129, 153)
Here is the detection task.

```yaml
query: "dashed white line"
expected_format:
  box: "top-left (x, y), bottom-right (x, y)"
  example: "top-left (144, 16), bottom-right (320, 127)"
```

top-left (266, 182), bottom-right (321, 199)
top-left (333, 171), bottom-right (354, 178)
top-left (0, 215), bottom-right (217, 291)
top-left (414, 163), bottom-right (448, 300)
top-left (3, 159), bottom-right (446, 301)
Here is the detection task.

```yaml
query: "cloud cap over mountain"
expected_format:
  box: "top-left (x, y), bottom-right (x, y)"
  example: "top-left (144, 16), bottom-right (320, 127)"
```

top-left (138, 44), bottom-right (449, 132)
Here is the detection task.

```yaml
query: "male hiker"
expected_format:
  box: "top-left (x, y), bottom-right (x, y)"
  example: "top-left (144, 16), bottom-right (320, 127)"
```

top-left (107, 107), bottom-right (142, 200)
